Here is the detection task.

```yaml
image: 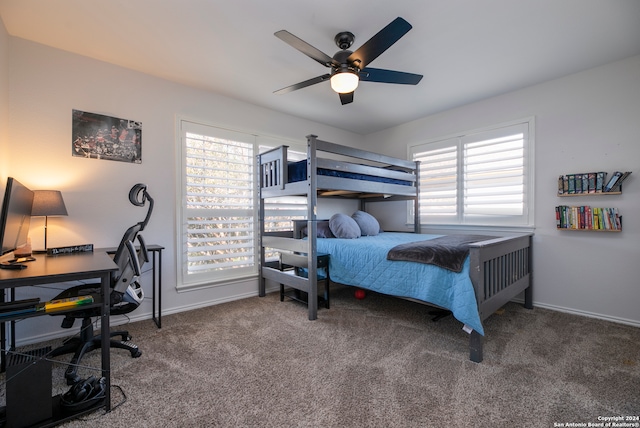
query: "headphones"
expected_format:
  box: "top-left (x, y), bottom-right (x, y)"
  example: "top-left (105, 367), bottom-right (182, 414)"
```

top-left (61, 376), bottom-right (106, 411)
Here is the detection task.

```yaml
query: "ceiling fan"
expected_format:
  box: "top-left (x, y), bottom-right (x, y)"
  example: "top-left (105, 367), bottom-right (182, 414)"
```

top-left (274, 17), bottom-right (423, 105)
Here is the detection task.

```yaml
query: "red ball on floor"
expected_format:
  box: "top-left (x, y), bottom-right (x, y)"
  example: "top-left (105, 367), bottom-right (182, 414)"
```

top-left (354, 289), bottom-right (366, 300)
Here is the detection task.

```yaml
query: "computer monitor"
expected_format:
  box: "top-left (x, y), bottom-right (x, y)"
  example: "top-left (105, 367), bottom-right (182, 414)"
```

top-left (0, 177), bottom-right (34, 257)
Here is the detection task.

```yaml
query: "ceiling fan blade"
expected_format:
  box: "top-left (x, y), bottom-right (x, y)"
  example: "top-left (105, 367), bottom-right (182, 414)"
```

top-left (339, 91), bottom-right (354, 105)
top-left (347, 17), bottom-right (412, 70)
top-left (274, 74), bottom-right (331, 94)
top-left (360, 67), bottom-right (423, 85)
top-left (275, 30), bottom-right (338, 67)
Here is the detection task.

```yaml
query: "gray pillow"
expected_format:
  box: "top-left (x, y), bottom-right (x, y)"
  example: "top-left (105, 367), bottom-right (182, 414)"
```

top-left (317, 221), bottom-right (334, 238)
top-left (301, 221), bottom-right (334, 238)
top-left (352, 210), bottom-right (380, 236)
top-left (329, 213), bottom-right (361, 239)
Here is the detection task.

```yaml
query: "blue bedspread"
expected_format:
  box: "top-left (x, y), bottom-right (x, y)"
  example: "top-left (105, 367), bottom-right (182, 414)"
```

top-left (316, 232), bottom-right (484, 335)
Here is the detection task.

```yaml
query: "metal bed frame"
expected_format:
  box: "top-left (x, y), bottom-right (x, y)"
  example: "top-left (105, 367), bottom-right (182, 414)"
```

top-left (257, 135), bottom-right (532, 362)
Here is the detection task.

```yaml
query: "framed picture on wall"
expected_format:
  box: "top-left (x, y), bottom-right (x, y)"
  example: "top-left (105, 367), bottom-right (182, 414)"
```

top-left (72, 109), bottom-right (142, 164)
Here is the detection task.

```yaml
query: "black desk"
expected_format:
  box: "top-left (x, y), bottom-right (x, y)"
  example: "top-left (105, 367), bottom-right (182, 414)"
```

top-left (103, 244), bottom-right (164, 328)
top-left (0, 251), bottom-right (117, 425)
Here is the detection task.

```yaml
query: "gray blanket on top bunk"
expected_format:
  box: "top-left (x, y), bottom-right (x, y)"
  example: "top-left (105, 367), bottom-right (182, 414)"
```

top-left (387, 235), bottom-right (494, 273)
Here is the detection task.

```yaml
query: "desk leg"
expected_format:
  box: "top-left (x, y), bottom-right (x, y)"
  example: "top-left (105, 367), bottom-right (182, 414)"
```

top-left (0, 322), bottom-right (4, 373)
top-left (9, 288), bottom-right (15, 352)
top-left (100, 271), bottom-right (111, 412)
top-left (0, 290), bottom-right (5, 372)
top-left (1, 289), bottom-right (17, 373)
top-left (151, 249), bottom-right (162, 328)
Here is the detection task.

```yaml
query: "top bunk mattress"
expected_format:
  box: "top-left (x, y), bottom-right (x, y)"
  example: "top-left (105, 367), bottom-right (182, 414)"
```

top-left (287, 160), bottom-right (413, 186)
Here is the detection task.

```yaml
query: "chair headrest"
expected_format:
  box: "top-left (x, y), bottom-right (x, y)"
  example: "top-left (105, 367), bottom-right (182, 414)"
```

top-left (128, 183), bottom-right (154, 231)
top-left (129, 183), bottom-right (149, 206)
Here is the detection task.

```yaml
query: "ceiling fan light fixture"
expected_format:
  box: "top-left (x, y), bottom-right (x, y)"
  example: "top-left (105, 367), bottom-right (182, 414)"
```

top-left (330, 71), bottom-right (359, 94)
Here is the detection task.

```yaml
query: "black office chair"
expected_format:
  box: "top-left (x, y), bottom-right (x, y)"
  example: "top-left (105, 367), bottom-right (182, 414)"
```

top-left (50, 184), bottom-right (154, 385)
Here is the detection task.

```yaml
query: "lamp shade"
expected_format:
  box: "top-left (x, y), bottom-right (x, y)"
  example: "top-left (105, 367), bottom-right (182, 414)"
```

top-left (31, 190), bottom-right (68, 217)
top-left (330, 71), bottom-right (359, 94)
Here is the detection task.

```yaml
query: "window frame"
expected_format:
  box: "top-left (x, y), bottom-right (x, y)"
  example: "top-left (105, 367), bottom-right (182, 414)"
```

top-left (176, 118), bottom-right (307, 290)
top-left (408, 117), bottom-right (535, 231)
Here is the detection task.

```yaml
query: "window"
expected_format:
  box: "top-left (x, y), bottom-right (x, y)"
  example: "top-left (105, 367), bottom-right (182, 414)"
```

top-left (178, 121), bottom-right (256, 288)
top-left (178, 120), bottom-right (306, 289)
top-left (409, 118), bottom-right (534, 228)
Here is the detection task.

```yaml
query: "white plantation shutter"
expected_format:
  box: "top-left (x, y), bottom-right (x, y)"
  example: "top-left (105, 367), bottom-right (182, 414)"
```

top-left (257, 144), bottom-right (308, 262)
top-left (464, 130), bottom-right (525, 217)
top-left (178, 122), bottom-right (307, 288)
top-left (410, 119), bottom-right (534, 227)
top-left (259, 145), bottom-right (307, 233)
top-left (262, 196), bottom-right (307, 231)
top-left (180, 121), bottom-right (257, 287)
top-left (415, 139), bottom-right (458, 219)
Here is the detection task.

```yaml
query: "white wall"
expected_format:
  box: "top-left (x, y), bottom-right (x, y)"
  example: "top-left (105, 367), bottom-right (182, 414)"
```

top-left (365, 55), bottom-right (640, 327)
top-left (0, 16), bottom-right (9, 180)
top-left (4, 36), bottom-right (363, 343)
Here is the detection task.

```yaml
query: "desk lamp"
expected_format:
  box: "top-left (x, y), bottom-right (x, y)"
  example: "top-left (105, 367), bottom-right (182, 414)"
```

top-left (31, 190), bottom-right (68, 251)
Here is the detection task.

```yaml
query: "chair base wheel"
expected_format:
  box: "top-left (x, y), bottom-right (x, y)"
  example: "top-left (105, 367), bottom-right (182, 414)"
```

top-left (51, 327), bottom-right (143, 384)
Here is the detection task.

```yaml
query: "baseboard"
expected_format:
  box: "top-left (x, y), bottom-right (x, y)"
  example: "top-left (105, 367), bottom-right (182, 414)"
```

top-left (137, 287), bottom-right (274, 320)
top-left (512, 297), bottom-right (640, 329)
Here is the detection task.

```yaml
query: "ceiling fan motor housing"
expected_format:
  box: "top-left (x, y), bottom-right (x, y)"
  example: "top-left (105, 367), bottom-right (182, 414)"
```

top-left (332, 50), bottom-right (359, 75)
top-left (273, 17), bottom-right (422, 104)
top-left (334, 31), bottom-right (355, 50)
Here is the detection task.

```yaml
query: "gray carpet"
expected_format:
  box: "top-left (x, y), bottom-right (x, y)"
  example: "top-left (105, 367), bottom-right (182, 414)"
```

top-left (5, 285), bottom-right (640, 427)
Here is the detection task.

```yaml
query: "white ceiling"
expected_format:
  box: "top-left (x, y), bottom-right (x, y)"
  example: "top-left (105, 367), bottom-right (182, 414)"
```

top-left (1, 0), bottom-right (640, 135)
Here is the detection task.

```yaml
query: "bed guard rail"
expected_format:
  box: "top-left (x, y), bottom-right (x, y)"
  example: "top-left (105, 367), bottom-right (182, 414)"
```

top-left (259, 145), bottom-right (288, 191)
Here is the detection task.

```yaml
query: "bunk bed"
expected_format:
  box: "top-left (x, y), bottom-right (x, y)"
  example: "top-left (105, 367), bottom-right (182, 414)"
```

top-left (258, 135), bottom-right (533, 363)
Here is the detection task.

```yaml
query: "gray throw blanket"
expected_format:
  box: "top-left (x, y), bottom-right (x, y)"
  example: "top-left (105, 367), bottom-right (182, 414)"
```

top-left (386, 235), bottom-right (494, 273)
